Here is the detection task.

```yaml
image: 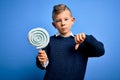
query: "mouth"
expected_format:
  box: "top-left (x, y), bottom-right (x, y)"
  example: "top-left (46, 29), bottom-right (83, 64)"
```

top-left (61, 27), bottom-right (67, 31)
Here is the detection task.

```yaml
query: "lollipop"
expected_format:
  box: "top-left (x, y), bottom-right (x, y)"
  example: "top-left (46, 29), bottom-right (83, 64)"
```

top-left (28, 27), bottom-right (50, 50)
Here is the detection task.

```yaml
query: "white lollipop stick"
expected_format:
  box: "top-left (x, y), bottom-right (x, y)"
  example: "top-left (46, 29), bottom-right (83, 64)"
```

top-left (28, 27), bottom-right (50, 51)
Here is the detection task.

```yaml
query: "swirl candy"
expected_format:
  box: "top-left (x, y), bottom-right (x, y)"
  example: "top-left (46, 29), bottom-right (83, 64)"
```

top-left (28, 27), bottom-right (50, 49)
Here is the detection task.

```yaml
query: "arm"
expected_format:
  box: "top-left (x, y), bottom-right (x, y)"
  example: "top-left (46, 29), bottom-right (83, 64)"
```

top-left (36, 41), bottom-right (50, 70)
top-left (36, 50), bottom-right (49, 70)
top-left (36, 56), bottom-right (46, 70)
top-left (80, 35), bottom-right (105, 57)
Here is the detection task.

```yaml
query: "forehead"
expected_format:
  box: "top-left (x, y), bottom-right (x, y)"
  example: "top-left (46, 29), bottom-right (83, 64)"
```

top-left (54, 9), bottom-right (72, 19)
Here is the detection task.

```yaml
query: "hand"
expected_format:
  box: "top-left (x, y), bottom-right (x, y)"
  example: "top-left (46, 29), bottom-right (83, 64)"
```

top-left (74, 33), bottom-right (86, 50)
top-left (37, 50), bottom-right (48, 64)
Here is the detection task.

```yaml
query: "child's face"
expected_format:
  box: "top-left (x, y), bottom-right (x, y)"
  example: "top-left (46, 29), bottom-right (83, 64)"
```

top-left (52, 9), bottom-right (75, 36)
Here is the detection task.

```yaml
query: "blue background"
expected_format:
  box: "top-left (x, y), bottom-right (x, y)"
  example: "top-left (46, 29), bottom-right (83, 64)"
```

top-left (0, 0), bottom-right (120, 80)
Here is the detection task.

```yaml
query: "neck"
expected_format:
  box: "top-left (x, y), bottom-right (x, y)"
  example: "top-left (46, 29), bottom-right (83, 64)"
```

top-left (60, 32), bottom-right (71, 37)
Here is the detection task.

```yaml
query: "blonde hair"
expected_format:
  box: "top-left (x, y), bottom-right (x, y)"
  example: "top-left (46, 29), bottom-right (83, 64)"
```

top-left (52, 4), bottom-right (72, 21)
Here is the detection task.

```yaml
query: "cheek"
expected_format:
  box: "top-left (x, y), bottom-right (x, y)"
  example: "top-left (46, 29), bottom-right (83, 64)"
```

top-left (68, 21), bottom-right (74, 26)
top-left (70, 21), bottom-right (74, 26)
top-left (53, 23), bottom-right (59, 28)
top-left (55, 25), bottom-right (61, 30)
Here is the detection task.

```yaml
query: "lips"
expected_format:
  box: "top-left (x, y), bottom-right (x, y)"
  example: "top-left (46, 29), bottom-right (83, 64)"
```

top-left (61, 28), bottom-right (67, 31)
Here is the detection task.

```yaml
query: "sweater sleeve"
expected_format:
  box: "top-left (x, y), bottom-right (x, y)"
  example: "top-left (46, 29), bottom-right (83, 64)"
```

top-left (79, 35), bottom-right (105, 57)
top-left (36, 42), bottom-right (50, 70)
top-left (36, 56), bottom-right (46, 70)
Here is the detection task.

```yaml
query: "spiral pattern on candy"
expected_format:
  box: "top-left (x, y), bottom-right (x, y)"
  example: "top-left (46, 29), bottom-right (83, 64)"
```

top-left (28, 28), bottom-right (50, 49)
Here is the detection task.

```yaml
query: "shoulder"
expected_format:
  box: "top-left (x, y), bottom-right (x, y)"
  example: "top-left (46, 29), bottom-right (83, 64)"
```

top-left (50, 35), bottom-right (56, 40)
top-left (50, 35), bottom-right (56, 38)
top-left (49, 35), bottom-right (58, 43)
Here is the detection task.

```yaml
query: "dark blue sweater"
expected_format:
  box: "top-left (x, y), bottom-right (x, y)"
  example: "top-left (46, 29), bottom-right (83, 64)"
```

top-left (36, 35), bottom-right (105, 80)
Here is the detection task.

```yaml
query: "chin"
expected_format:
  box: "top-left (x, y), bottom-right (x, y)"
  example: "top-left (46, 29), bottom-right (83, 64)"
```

top-left (61, 32), bottom-right (68, 35)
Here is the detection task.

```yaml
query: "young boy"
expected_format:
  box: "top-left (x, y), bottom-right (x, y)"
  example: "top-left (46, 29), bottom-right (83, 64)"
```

top-left (36, 4), bottom-right (105, 80)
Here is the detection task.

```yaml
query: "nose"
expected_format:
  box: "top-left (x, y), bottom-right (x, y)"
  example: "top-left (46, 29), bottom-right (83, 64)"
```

top-left (61, 23), bottom-right (65, 26)
top-left (61, 20), bottom-right (65, 27)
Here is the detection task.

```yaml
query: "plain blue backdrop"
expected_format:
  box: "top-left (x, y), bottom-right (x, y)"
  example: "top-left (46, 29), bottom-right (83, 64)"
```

top-left (0, 0), bottom-right (120, 80)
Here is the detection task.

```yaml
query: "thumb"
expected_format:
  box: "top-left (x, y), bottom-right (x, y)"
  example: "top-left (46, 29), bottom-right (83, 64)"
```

top-left (75, 44), bottom-right (80, 50)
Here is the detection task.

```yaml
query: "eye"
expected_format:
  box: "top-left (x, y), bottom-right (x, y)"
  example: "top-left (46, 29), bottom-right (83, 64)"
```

top-left (55, 20), bottom-right (61, 22)
top-left (65, 18), bottom-right (68, 21)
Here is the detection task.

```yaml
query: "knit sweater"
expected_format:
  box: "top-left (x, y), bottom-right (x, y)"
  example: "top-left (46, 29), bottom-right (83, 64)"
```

top-left (36, 35), bottom-right (105, 80)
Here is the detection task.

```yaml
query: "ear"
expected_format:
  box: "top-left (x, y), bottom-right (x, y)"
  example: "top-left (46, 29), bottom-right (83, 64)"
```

top-left (71, 17), bottom-right (75, 22)
top-left (52, 22), bottom-right (56, 28)
top-left (71, 17), bottom-right (75, 26)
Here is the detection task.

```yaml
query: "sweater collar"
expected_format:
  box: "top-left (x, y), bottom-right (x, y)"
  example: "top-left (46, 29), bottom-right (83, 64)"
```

top-left (55, 32), bottom-right (74, 38)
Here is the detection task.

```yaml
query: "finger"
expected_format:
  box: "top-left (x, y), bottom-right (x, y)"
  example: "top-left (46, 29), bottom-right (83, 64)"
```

top-left (38, 50), bottom-right (44, 54)
top-left (74, 36), bottom-right (77, 43)
top-left (38, 55), bottom-right (45, 58)
top-left (38, 56), bottom-right (47, 62)
top-left (75, 35), bottom-right (80, 43)
top-left (81, 33), bottom-right (86, 39)
top-left (79, 34), bottom-right (83, 41)
top-left (74, 35), bottom-right (77, 43)
top-left (77, 34), bottom-right (82, 42)
top-left (76, 34), bottom-right (83, 44)
top-left (79, 33), bottom-right (86, 42)
top-left (38, 53), bottom-right (47, 58)
top-left (75, 35), bottom-right (78, 43)
top-left (38, 58), bottom-right (46, 63)
top-left (38, 50), bottom-right (46, 56)
top-left (38, 53), bottom-right (44, 57)
top-left (75, 44), bottom-right (80, 50)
